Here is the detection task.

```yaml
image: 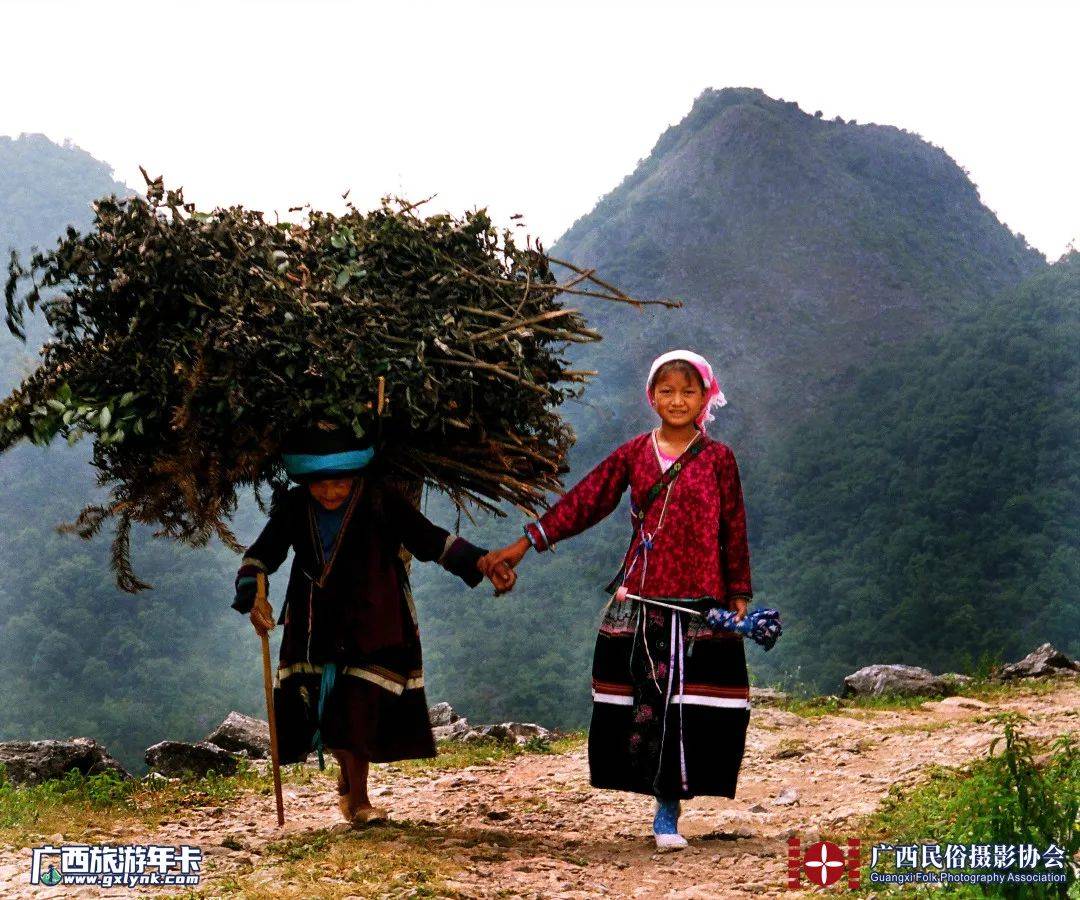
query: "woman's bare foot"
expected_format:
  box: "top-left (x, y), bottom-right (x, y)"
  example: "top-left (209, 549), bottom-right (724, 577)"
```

top-left (331, 748), bottom-right (384, 824)
top-left (348, 804), bottom-right (388, 826)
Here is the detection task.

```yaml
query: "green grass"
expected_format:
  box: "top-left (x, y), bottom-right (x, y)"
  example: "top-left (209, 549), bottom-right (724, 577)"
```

top-left (772, 674), bottom-right (1064, 719)
top-left (0, 732), bottom-right (585, 849)
top-left (0, 759), bottom-right (316, 845)
top-left (198, 822), bottom-right (461, 899)
top-left (383, 731), bottom-right (586, 775)
top-left (844, 713), bottom-right (1079, 898)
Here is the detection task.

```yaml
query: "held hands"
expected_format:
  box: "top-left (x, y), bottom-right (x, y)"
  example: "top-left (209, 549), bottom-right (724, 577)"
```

top-left (483, 560), bottom-right (517, 596)
top-left (480, 537), bottom-right (530, 573)
top-left (477, 537), bottom-right (531, 596)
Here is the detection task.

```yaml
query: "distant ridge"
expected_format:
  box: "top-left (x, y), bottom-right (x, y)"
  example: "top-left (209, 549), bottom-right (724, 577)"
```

top-left (0, 132), bottom-right (132, 257)
top-left (0, 133), bottom-right (133, 369)
top-left (552, 87), bottom-right (1046, 445)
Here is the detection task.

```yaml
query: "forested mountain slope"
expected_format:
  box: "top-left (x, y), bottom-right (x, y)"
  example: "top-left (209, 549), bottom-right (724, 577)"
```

top-left (0, 134), bottom-right (133, 384)
top-left (750, 254), bottom-right (1079, 691)
top-left (0, 137), bottom-right (262, 771)
top-left (416, 89), bottom-right (1054, 722)
top-left (551, 87), bottom-right (1045, 453)
top-left (0, 100), bottom-right (1069, 770)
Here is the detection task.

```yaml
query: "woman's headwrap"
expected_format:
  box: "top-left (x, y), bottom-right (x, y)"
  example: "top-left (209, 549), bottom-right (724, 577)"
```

top-left (645, 349), bottom-right (727, 428)
top-left (281, 424), bottom-right (374, 484)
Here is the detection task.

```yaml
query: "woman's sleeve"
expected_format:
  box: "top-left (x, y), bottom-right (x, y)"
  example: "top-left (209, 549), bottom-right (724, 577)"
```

top-left (718, 447), bottom-right (753, 602)
top-left (381, 486), bottom-right (487, 588)
top-left (232, 491), bottom-right (296, 613)
top-left (524, 442), bottom-right (632, 551)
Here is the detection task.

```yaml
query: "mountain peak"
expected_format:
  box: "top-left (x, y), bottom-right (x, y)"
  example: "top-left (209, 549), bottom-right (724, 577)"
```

top-left (552, 87), bottom-right (1046, 437)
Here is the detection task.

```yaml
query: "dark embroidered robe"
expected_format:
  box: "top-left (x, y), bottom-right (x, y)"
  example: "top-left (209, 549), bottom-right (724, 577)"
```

top-left (234, 480), bottom-right (485, 764)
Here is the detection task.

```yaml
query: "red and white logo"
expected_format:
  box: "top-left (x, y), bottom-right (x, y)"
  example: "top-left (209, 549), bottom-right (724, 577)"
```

top-left (788, 837), bottom-right (861, 889)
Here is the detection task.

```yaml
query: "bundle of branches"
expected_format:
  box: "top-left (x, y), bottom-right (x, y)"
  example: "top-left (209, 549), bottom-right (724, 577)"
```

top-left (2, 172), bottom-right (677, 591)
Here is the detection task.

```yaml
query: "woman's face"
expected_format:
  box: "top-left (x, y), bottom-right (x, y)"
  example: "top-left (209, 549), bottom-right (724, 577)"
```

top-left (650, 368), bottom-right (705, 429)
top-left (309, 477), bottom-right (356, 510)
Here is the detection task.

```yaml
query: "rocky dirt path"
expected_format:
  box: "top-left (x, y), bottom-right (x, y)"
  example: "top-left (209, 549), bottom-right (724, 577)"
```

top-left (1, 679), bottom-right (1076, 899)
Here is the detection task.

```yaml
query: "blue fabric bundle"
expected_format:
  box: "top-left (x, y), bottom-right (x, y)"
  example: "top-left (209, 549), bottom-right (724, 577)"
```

top-left (309, 661), bottom-right (337, 771)
top-left (705, 606), bottom-right (782, 650)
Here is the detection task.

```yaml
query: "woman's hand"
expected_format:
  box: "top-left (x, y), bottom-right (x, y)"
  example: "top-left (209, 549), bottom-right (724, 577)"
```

top-left (485, 561), bottom-right (518, 596)
top-left (250, 595), bottom-right (276, 636)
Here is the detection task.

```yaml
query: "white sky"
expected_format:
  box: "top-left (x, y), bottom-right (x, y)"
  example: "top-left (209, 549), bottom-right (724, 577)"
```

top-left (1, 0), bottom-right (1077, 259)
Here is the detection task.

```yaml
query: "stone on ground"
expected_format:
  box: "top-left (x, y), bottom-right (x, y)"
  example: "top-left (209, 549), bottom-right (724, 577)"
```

top-left (145, 740), bottom-right (239, 778)
top-left (0, 738), bottom-right (130, 785)
top-left (998, 643), bottom-right (1080, 680)
top-left (428, 701), bottom-right (463, 727)
top-left (465, 723), bottom-right (552, 746)
top-left (843, 664), bottom-right (945, 697)
top-left (205, 711), bottom-right (270, 758)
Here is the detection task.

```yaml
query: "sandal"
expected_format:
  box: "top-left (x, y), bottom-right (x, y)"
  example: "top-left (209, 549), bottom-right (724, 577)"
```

top-left (349, 805), bottom-right (389, 827)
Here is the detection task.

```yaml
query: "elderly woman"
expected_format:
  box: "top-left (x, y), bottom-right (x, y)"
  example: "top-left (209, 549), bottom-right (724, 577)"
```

top-left (232, 425), bottom-right (512, 824)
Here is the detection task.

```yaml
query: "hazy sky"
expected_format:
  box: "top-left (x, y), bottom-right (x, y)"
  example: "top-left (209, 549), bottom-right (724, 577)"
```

top-left (2, 0), bottom-right (1077, 259)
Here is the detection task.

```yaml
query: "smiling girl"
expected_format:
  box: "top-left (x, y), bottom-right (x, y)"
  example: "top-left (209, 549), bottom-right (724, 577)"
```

top-left (479, 350), bottom-right (754, 850)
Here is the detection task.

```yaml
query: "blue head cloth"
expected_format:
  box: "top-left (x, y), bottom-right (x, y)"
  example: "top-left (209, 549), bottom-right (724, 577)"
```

top-left (280, 424), bottom-right (374, 484)
top-left (282, 447), bottom-right (374, 482)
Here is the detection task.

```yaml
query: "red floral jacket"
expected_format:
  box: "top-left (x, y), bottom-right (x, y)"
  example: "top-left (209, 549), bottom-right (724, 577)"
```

top-left (525, 432), bottom-right (752, 603)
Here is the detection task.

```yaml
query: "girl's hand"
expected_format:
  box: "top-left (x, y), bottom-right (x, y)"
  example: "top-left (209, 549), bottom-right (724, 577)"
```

top-left (479, 537), bottom-right (531, 576)
top-left (729, 597), bottom-right (748, 624)
top-left (250, 595), bottom-right (276, 636)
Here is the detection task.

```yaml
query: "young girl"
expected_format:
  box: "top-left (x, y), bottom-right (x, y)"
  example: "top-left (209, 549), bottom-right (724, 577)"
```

top-left (232, 424), bottom-right (513, 825)
top-left (480, 350), bottom-right (753, 850)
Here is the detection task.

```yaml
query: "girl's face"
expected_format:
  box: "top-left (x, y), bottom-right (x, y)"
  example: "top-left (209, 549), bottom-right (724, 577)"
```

top-left (650, 368), bottom-right (705, 429)
top-left (309, 477), bottom-right (356, 510)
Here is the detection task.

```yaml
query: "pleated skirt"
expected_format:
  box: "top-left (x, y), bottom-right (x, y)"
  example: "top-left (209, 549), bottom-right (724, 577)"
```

top-left (273, 671), bottom-right (437, 765)
top-left (587, 600), bottom-right (751, 799)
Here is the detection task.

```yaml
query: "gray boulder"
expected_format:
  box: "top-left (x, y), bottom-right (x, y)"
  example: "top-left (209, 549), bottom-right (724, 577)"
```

top-left (750, 686), bottom-right (790, 703)
top-left (145, 741), bottom-right (239, 778)
top-left (466, 723), bottom-right (552, 746)
top-left (433, 719), bottom-right (472, 742)
top-left (0, 738), bottom-right (131, 786)
top-left (205, 711), bottom-right (270, 759)
top-left (429, 702), bottom-right (472, 741)
top-left (842, 664), bottom-right (946, 697)
top-left (999, 643), bottom-right (1080, 680)
top-left (428, 702), bottom-right (462, 727)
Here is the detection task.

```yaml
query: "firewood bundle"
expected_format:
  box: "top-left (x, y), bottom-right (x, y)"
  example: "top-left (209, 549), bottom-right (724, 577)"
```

top-left (2, 172), bottom-right (676, 590)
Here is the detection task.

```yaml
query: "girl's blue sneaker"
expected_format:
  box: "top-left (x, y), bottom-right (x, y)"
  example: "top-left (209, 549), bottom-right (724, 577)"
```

top-left (653, 797), bottom-right (688, 851)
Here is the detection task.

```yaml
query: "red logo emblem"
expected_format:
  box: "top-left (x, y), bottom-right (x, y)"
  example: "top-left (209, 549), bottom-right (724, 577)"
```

top-left (788, 837), bottom-right (861, 889)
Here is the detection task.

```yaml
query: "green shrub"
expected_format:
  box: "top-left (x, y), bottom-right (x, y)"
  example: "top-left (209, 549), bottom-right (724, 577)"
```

top-left (860, 713), bottom-right (1079, 898)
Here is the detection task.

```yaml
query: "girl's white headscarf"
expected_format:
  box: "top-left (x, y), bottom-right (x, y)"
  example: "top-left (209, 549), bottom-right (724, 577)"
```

top-left (645, 349), bottom-right (727, 428)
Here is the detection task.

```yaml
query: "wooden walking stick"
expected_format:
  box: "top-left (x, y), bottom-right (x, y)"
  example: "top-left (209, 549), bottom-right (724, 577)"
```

top-left (257, 573), bottom-right (286, 826)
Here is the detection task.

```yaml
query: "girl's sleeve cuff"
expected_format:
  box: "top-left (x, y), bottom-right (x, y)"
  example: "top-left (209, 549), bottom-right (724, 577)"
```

top-left (524, 522), bottom-right (554, 552)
